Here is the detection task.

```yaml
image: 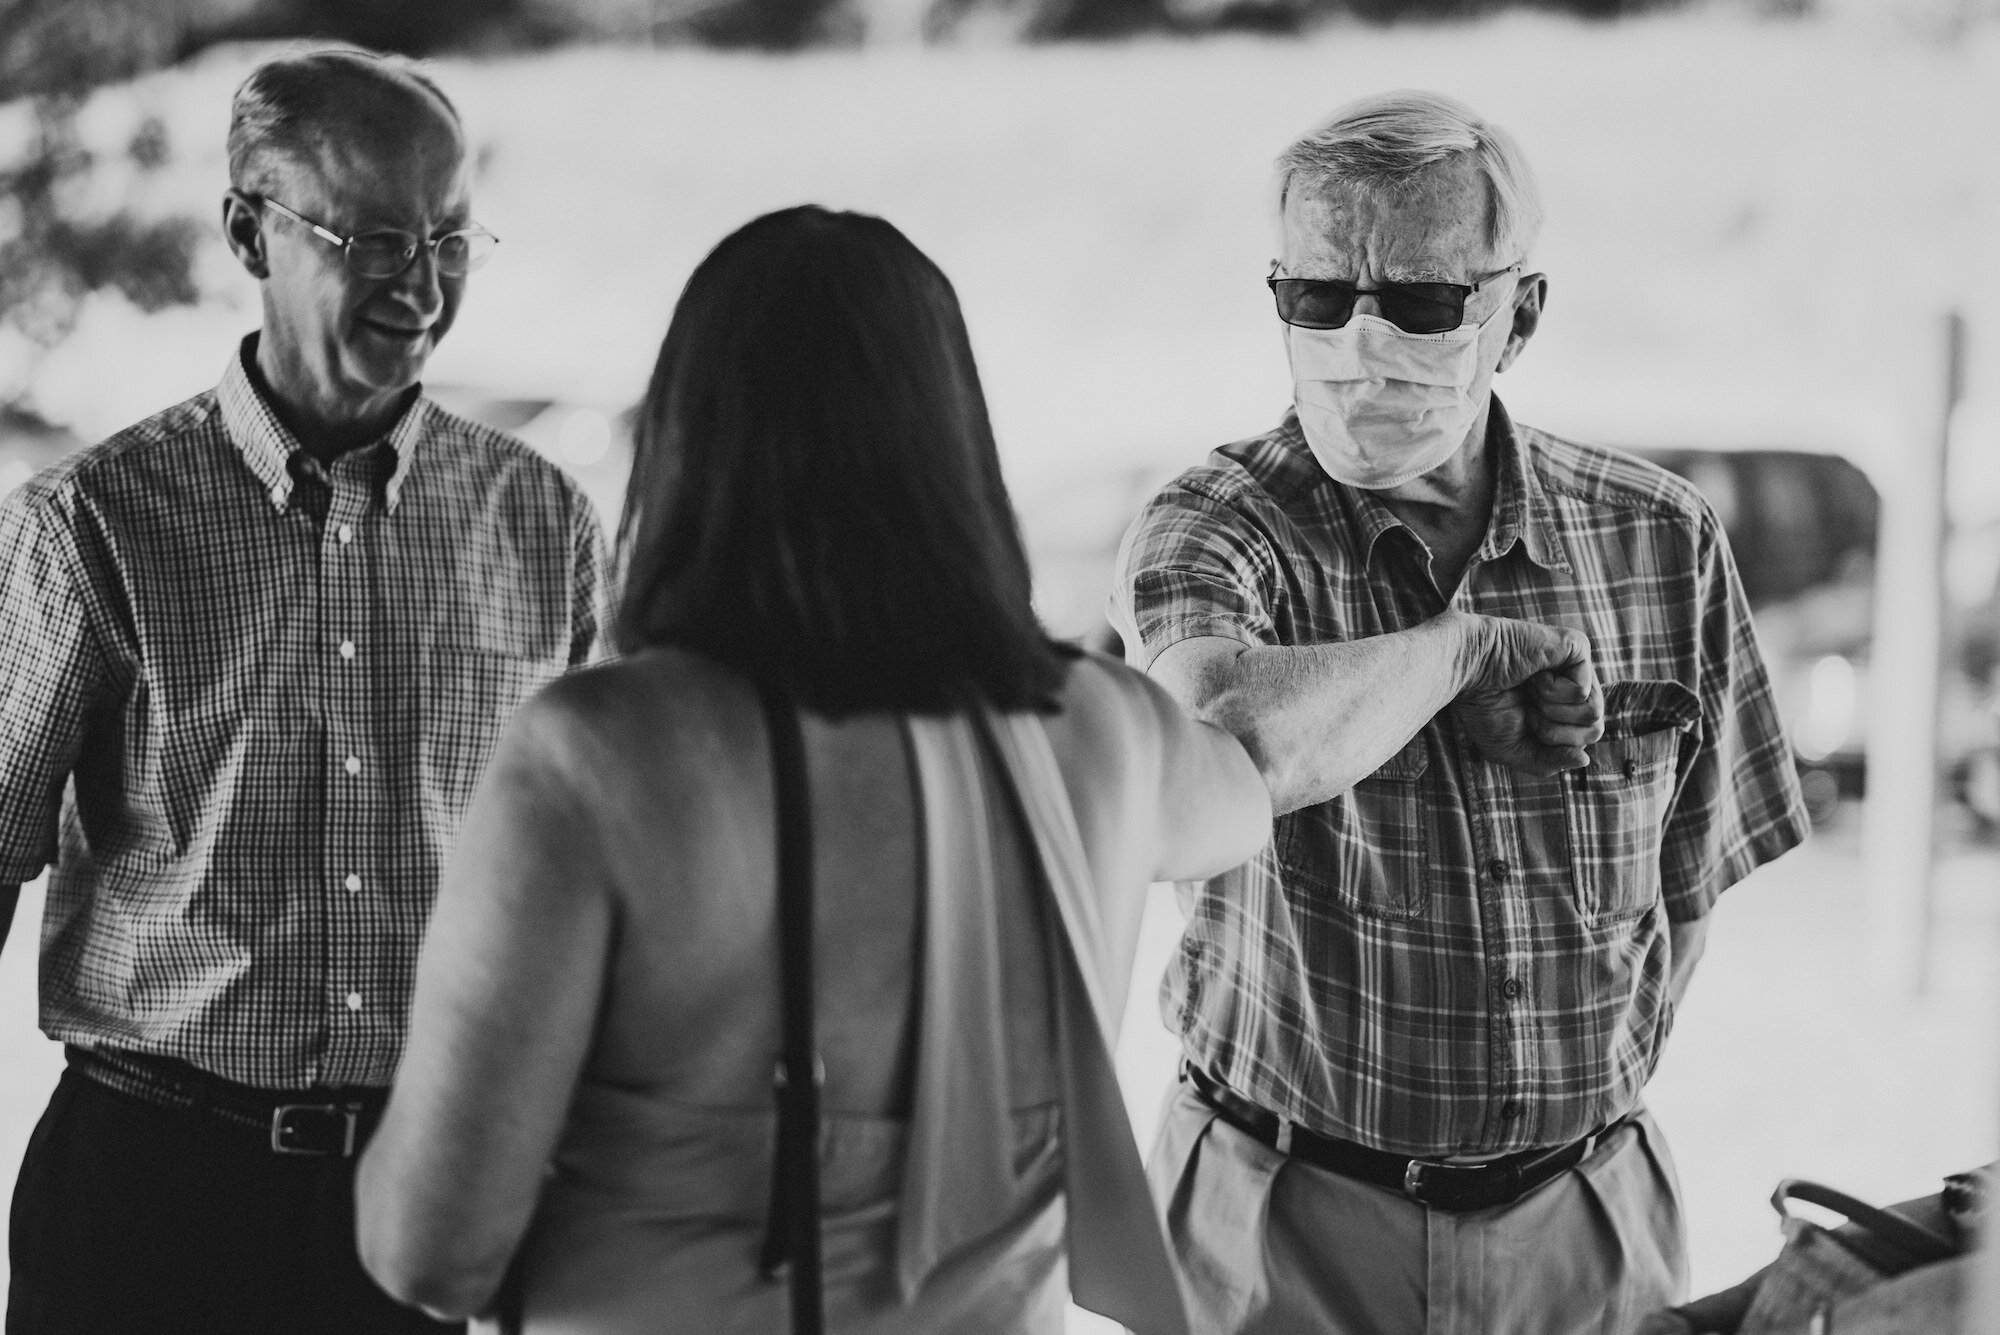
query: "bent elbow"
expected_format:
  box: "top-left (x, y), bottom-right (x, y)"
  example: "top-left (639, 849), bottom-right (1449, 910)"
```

top-left (359, 1234), bottom-right (501, 1322)
top-left (356, 1191), bottom-right (507, 1321)
top-left (1207, 706), bottom-right (1309, 816)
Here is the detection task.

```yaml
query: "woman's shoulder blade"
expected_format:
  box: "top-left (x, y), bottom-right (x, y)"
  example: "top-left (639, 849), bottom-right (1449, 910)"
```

top-left (524, 649), bottom-right (762, 777)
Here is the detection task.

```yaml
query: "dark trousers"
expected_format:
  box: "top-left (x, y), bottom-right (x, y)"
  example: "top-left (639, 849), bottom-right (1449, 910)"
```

top-left (7, 1066), bottom-right (464, 1335)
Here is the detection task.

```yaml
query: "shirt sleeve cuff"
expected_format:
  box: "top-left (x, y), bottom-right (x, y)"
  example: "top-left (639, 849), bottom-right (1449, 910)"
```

top-left (0, 849), bottom-right (49, 887)
top-left (1661, 805), bottom-right (1812, 922)
top-left (1126, 615), bottom-right (1265, 671)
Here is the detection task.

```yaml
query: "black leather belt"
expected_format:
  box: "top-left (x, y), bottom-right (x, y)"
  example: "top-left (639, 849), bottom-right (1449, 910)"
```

top-left (1186, 1063), bottom-right (1620, 1213)
top-left (68, 1046), bottom-right (388, 1159)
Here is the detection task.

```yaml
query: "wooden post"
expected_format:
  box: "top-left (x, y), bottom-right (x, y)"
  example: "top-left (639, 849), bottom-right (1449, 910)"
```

top-left (1860, 311), bottom-right (1961, 995)
top-left (1977, 1005), bottom-right (2000, 1330)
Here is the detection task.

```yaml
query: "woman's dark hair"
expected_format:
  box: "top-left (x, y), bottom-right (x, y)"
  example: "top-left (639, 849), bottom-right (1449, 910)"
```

top-left (615, 205), bottom-right (1073, 714)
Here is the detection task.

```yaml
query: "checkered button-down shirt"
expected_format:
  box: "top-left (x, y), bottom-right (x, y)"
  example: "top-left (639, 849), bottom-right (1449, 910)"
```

top-left (1112, 400), bottom-right (1808, 1157)
top-left (0, 337), bottom-right (609, 1090)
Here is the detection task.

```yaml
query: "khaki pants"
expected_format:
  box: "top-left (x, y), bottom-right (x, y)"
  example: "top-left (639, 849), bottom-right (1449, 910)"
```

top-left (1146, 1079), bottom-right (1688, 1335)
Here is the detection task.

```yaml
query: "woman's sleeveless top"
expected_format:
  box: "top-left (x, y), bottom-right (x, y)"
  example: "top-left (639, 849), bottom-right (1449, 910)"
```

top-left (489, 709), bottom-right (1189, 1335)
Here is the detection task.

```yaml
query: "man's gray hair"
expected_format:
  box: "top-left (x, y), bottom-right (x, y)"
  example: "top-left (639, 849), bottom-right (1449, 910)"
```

top-left (228, 47), bottom-right (461, 196)
top-left (1274, 90), bottom-right (1543, 266)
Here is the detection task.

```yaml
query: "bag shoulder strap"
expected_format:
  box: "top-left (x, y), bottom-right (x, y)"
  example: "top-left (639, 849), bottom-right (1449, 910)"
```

top-left (755, 681), bottom-right (823, 1335)
top-left (1774, 1179), bottom-right (1963, 1274)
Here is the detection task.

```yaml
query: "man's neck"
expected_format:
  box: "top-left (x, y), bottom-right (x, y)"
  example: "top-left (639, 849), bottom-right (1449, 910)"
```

top-left (250, 338), bottom-right (412, 465)
top-left (1373, 399), bottom-right (1498, 601)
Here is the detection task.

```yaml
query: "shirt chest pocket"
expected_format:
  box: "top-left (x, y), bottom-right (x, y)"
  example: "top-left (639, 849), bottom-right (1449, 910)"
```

top-left (1563, 679), bottom-right (1700, 921)
top-left (1278, 737), bottom-right (1429, 920)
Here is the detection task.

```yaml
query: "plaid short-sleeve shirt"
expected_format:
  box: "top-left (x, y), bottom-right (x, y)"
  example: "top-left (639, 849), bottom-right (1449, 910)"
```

top-left (1112, 400), bottom-right (1808, 1157)
top-left (0, 336), bottom-right (609, 1090)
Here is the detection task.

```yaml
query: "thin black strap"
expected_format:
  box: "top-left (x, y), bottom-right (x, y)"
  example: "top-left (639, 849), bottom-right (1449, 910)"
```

top-left (756, 681), bottom-right (823, 1334)
top-left (1773, 1179), bottom-right (1962, 1274)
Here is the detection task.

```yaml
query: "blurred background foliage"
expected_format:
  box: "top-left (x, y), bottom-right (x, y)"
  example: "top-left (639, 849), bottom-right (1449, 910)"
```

top-left (0, 0), bottom-right (1714, 76)
top-left (0, 0), bottom-right (1726, 424)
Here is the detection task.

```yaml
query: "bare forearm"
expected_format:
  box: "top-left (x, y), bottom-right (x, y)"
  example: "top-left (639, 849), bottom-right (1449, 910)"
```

top-left (1165, 614), bottom-right (1478, 815)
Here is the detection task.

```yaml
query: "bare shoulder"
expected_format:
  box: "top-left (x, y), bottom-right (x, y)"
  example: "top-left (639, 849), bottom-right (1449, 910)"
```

top-left (514, 647), bottom-right (762, 797)
top-left (1041, 651), bottom-right (1176, 783)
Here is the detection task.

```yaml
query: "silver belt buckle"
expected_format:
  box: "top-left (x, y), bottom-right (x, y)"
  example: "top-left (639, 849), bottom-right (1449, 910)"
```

top-left (269, 1103), bottom-right (359, 1156)
top-left (1402, 1157), bottom-right (1483, 1205)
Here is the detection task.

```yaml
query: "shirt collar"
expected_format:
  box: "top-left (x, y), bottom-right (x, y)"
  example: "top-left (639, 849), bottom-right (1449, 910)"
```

top-left (1478, 397), bottom-right (1569, 574)
top-left (217, 333), bottom-right (426, 514)
top-left (1266, 412), bottom-right (1404, 569)
top-left (1287, 397), bottom-right (1570, 575)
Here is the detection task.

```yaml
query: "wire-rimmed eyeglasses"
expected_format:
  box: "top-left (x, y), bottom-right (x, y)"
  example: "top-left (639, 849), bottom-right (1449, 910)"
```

top-left (258, 196), bottom-right (500, 280)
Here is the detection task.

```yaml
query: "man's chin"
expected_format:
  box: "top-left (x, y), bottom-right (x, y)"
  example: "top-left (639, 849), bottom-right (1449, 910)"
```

top-left (345, 343), bottom-right (434, 398)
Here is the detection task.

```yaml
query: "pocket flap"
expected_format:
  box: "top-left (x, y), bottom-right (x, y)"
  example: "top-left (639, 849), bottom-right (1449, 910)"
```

top-left (1602, 678), bottom-right (1701, 739)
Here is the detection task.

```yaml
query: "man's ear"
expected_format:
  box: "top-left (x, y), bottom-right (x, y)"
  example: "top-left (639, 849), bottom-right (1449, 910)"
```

top-left (1495, 273), bottom-right (1546, 375)
top-left (222, 189), bottom-right (270, 280)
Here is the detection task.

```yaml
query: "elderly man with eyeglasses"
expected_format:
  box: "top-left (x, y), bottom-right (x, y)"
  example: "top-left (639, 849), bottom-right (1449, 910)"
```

top-left (1113, 90), bottom-right (1809, 1333)
top-left (0, 48), bottom-right (606, 1333)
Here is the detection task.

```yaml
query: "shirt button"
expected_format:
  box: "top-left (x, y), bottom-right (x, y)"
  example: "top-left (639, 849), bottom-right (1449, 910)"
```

top-left (337, 523), bottom-right (354, 544)
top-left (343, 755), bottom-right (361, 776)
top-left (1500, 1099), bottom-right (1523, 1120)
top-left (343, 873), bottom-right (361, 893)
top-left (338, 640), bottom-right (356, 660)
top-left (1501, 977), bottom-right (1526, 1000)
top-left (1622, 759), bottom-right (1641, 780)
top-left (1486, 858), bottom-right (1509, 881)
top-left (345, 991), bottom-right (363, 1012)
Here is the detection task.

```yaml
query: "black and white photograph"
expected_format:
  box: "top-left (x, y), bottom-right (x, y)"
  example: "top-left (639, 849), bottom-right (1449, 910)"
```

top-left (0, 0), bottom-right (1994, 1330)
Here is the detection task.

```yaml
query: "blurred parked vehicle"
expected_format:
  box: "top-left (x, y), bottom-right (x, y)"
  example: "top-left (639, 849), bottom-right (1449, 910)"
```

top-left (1632, 446), bottom-right (2000, 834)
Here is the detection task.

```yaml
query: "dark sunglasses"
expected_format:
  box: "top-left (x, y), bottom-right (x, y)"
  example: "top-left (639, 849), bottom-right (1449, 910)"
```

top-left (1267, 262), bottom-right (1521, 335)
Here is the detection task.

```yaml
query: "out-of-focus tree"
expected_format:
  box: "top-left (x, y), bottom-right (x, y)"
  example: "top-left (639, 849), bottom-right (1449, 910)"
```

top-left (192, 0), bottom-right (539, 54)
top-left (916, 0), bottom-right (1697, 45)
top-left (0, 0), bottom-right (205, 422)
top-left (0, 0), bottom-right (184, 97)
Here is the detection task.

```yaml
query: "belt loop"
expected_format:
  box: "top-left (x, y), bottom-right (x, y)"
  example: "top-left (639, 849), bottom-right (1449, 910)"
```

top-left (1274, 1119), bottom-right (1294, 1155)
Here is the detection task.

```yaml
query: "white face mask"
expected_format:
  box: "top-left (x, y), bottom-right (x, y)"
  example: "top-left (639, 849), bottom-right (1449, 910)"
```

top-left (1286, 295), bottom-right (1513, 491)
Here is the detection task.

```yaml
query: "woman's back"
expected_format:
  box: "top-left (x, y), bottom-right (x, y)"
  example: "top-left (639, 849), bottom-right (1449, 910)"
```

top-left (562, 646), bottom-right (1076, 1124)
top-left (358, 646), bottom-right (1264, 1332)
top-left (516, 648), bottom-right (1097, 1331)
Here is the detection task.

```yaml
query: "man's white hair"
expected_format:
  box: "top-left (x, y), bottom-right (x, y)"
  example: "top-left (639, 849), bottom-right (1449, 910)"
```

top-left (1274, 90), bottom-right (1544, 267)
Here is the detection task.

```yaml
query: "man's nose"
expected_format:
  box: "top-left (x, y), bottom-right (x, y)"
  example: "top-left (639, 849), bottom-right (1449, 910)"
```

top-left (1352, 292), bottom-right (1385, 321)
top-left (386, 243), bottom-right (444, 318)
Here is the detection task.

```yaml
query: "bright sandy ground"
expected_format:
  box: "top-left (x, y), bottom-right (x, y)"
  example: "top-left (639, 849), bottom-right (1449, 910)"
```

top-left (2, 2), bottom-right (1999, 1325)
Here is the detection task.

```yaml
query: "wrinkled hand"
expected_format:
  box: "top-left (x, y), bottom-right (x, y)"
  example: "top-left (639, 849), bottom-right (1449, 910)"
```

top-left (1449, 615), bottom-right (1604, 776)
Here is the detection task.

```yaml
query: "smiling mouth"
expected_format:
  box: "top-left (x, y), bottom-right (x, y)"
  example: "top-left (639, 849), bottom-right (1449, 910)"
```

top-left (360, 319), bottom-right (431, 341)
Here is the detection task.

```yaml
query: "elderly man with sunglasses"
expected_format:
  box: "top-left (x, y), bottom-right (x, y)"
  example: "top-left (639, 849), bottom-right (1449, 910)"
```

top-left (0, 48), bottom-right (606, 1333)
top-left (1113, 90), bottom-right (1808, 1334)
